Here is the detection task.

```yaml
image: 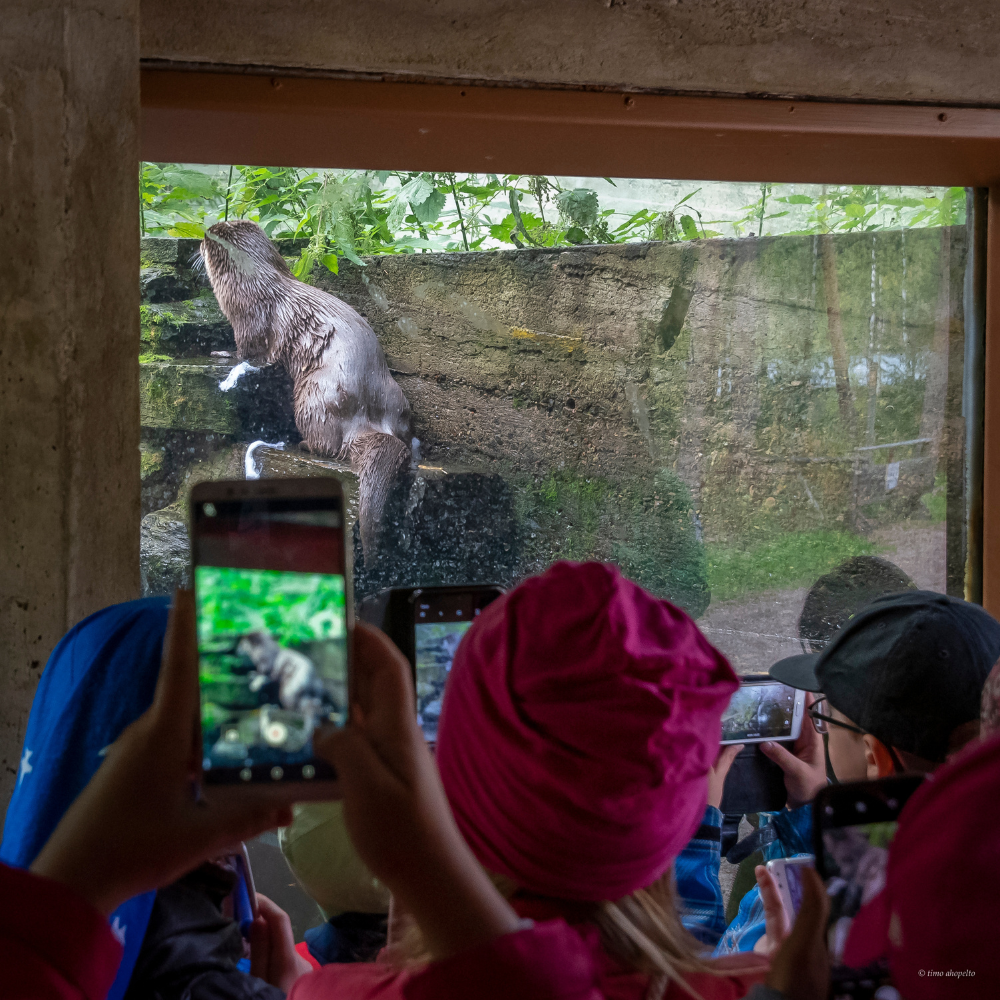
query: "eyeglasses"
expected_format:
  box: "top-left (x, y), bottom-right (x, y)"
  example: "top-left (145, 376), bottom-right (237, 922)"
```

top-left (809, 698), bottom-right (906, 774)
top-left (808, 697), bottom-right (866, 736)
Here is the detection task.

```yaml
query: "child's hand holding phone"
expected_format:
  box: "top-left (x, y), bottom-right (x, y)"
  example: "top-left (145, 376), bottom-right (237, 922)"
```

top-left (314, 623), bottom-right (521, 960)
top-left (31, 591), bottom-right (294, 917)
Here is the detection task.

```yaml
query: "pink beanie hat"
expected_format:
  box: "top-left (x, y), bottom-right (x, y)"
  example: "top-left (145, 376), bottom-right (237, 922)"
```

top-left (436, 561), bottom-right (738, 902)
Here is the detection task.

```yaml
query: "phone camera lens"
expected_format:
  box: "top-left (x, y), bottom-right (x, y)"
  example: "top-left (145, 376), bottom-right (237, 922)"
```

top-left (203, 503), bottom-right (217, 517)
top-left (825, 805), bottom-right (834, 816)
top-left (887, 798), bottom-right (898, 809)
top-left (856, 801), bottom-right (867, 813)
top-left (270, 766), bottom-right (284, 781)
top-left (302, 764), bottom-right (315, 780)
top-left (239, 767), bottom-right (252, 781)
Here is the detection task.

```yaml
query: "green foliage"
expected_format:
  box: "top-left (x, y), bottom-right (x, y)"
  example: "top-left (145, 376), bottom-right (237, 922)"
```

top-left (142, 164), bottom-right (964, 279)
top-left (772, 185), bottom-right (967, 235)
top-left (921, 473), bottom-right (947, 522)
top-left (705, 530), bottom-right (881, 603)
top-left (556, 188), bottom-right (600, 229)
top-left (194, 566), bottom-right (346, 648)
top-left (141, 164), bottom-right (720, 272)
top-left (523, 469), bottom-right (710, 617)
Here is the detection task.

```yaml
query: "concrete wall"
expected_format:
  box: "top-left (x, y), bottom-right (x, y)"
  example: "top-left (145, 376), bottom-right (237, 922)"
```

top-left (141, 0), bottom-right (1000, 106)
top-left (0, 1), bottom-right (141, 815)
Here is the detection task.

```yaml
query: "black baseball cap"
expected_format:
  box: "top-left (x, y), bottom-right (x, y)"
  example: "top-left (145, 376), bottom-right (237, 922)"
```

top-left (771, 591), bottom-right (1000, 761)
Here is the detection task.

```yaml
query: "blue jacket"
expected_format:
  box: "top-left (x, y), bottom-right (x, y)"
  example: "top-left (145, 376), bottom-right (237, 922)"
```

top-left (675, 804), bottom-right (813, 953)
top-left (1, 598), bottom-right (170, 1000)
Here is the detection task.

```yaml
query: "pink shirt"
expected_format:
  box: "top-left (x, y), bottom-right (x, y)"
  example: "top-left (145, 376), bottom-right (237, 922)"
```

top-left (0, 862), bottom-right (123, 1000)
top-left (290, 903), bottom-right (768, 1000)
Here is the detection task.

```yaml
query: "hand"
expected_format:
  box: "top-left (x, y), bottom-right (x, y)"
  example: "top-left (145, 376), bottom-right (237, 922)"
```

top-left (250, 893), bottom-right (313, 992)
top-left (764, 867), bottom-right (831, 1000)
top-left (31, 591), bottom-right (293, 916)
top-left (314, 623), bottom-right (519, 958)
top-left (760, 694), bottom-right (827, 809)
top-left (752, 864), bottom-right (792, 957)
top-left (707, 744), bottom-right (743, 809)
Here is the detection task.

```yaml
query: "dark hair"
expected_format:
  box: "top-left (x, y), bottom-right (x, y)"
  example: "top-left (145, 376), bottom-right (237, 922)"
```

top-left (799, 556), bottom-right (916, 652)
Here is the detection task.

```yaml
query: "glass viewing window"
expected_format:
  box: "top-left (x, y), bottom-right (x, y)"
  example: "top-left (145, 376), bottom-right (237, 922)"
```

top-left (138, 168), bottom-right (973, 672)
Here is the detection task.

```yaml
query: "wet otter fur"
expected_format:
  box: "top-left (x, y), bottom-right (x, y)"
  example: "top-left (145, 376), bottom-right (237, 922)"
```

top-left (200, 220), bottom-right (411, 554)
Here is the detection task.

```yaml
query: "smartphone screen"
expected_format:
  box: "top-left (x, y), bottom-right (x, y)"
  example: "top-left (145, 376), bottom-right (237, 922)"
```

top-left (413, 589), bottom-right (494, 741)
top-left (768, 857), bottom-right (814, 917)
top-left (814, 776), bottom-right (923, 999)
top-left (720, 680), bottom-right (801, 743)
top-left (192, 492), bottom-right (346, 784)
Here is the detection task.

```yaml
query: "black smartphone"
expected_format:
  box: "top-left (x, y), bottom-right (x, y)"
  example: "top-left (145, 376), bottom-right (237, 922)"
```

top-left (190, 478), bottom-right (350, 794)
top-left (358, 585), bottom-right (503, 741)
top-left (813, 775), bottom-right (924, 999)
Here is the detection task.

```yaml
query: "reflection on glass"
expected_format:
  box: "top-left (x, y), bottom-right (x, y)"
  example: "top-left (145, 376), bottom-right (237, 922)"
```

top-left (139, 169), bottom-right (970, 673)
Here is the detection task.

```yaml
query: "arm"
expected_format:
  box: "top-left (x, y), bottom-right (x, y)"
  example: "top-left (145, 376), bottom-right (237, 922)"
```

top-left (675, 805), bottom-right (728, 946)
top-left (29, 591), bottom-right (294, 917)
top-left (314, 624), bottom-right (522, 960)
top-left (677, 743), bottom-right (743, 947)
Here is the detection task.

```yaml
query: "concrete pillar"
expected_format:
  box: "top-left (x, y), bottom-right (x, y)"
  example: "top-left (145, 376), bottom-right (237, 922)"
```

top-left (0, 2), bottom-right (141, 820)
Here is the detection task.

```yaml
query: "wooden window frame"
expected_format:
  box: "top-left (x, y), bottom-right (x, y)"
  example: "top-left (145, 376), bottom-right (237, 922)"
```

top-left (140, 68), bottom-right (1000, 616)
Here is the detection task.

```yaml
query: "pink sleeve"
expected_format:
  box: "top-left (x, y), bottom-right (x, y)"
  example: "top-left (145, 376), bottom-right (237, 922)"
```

top-left (290, 919), bottom-right (601, 1000)
top-left (0, 862), bottom-right (123, 1000)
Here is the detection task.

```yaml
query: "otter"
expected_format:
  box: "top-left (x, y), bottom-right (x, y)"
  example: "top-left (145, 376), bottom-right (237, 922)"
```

top-left (200, 220), bottom-right (411, 554)
top-left (237, 630), bottom-right (330, 722)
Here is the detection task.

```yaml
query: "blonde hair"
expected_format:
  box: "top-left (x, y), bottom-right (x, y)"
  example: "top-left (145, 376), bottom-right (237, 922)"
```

top-left (393, 867), bottom-right (756, 1000)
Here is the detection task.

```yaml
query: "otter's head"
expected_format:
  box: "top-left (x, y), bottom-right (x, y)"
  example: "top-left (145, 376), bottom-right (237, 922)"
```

top-left (200, 220), bottom-right (292, 313)
top-left (237, 630), bottom-right (277, 664)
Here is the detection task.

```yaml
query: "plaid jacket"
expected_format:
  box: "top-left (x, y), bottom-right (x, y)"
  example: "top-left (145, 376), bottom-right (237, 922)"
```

top-left (675, 805), bottom-right (728, 947)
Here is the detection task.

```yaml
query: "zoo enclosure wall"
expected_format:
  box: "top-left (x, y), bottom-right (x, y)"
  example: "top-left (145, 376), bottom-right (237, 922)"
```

top-left (140, 68), bottom-right (1000, 618)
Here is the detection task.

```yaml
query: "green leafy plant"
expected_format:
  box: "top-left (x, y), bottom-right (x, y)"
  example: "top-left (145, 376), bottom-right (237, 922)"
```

top-left (141, 164), bottom-right (965, 281)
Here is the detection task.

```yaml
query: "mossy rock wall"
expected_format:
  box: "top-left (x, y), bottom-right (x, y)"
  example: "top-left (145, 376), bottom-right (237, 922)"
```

top-left (139, 227), bottom-right (964, 613)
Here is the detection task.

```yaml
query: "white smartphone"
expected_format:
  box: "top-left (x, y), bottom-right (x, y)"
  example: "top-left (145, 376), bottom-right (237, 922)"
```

top-left (720, 678), bottom-right (806, 745)
top-left (190, 477), bottom-right (349, 800)
top-left (765, 855), bottom-right (815, 919)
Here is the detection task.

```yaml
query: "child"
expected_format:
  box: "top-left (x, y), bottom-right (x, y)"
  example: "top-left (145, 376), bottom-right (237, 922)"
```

top-left (304, 561), bottom-right (771, 999)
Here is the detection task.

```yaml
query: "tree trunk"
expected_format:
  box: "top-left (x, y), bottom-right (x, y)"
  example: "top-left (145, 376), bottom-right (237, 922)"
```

top-left (919, 226), bottom-right (952, 460)
top-left (820, 234), bottom-right (856, 437)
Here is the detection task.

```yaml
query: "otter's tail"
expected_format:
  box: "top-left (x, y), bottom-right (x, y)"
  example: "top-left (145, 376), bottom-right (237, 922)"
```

top-left (350, 431), bottom-right (410, 558)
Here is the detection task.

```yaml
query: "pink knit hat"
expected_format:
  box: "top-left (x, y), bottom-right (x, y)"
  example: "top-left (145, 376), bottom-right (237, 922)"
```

top-left (436, 561), bottom-right (738, 902)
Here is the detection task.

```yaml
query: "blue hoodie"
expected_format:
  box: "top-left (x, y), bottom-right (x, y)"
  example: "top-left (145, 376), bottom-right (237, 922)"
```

top-left (1, 597), bottom-right (171, 1000)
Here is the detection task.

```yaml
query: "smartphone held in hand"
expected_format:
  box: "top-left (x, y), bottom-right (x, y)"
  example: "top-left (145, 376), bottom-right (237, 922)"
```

top-left (813, 775), bottom-right (924, 999)
top-left (359, 585), bottom-right (503, 742)
top-left (190, 478), bottom-right (350, 796)
top-left (765, 855), bottom-right (815, 920)
top-left (720, 677), bottom-right (806, 745)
